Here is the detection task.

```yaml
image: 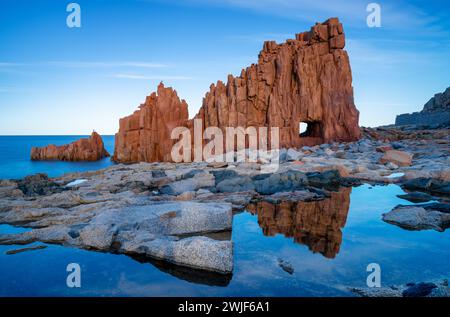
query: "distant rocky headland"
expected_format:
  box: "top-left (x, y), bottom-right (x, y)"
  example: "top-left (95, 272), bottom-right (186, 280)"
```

top-left (30, 131), bottom-right (109, 161)
top-left (395, 87), bottom-right (450, 128)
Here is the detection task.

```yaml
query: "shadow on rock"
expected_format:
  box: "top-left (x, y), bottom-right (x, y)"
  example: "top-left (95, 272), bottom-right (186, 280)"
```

top-left (129, 254), bottom-right (233, 287)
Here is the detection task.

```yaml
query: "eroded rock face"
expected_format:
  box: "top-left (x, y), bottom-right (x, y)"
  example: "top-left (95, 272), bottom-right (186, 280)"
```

top-left (31, 132), bottom-right (109, 162)
top-left (113, 83), bottom-right (189, 162)
top-left (113, 18), bottom-right (360, 163)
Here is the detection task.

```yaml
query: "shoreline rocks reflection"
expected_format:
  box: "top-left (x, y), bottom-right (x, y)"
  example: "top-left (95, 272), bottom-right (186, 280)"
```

top-left (246, 188), bottom-right (351, 258)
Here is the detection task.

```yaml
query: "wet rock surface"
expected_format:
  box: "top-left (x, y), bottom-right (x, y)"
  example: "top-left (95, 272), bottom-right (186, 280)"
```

top-left (5, 245), bottom-right (47, 255)
top-left (350, 280), bottom-right (449, 297)
top-left (397, 191), bottom-right (434, 203)
top-left (382, 203), bottom-right (450, 232)
top-left (16, 173), bottom-right (66, 196)
top-left (278, 258), bottom-right (294, 275)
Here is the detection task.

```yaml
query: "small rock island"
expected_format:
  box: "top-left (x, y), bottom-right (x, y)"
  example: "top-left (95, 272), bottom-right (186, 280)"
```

top-left (30, 131), bottom-right (110, 162)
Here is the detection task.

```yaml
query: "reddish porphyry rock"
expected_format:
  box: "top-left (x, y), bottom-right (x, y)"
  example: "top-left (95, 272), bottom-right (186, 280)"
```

top-left (113, 18), bottom-right (360, 163)
top-left (113, 83), bottom-right (189, 162)
top-left (376, 145), bottom-right (393, 153)
top-left (379, 150), bottom-right (413, 167)
top-left (31, 132), bottom-right (110, 161)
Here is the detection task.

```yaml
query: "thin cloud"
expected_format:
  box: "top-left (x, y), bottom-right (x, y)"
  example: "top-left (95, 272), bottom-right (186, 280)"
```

top-left (0, 62), bottom-right (26, 67)
top-left (44, 61), bottom-right (168, 68)
top-left (346, 39), bottom-right (450, 67)
top-left (153, 0), bottom-right (450, 35)
top-left (0, 61), bottom-right (167, 69)
top-left (113, 73), bottom-right (194, 80)
top-left (226, 32), bottom-right (295, 43)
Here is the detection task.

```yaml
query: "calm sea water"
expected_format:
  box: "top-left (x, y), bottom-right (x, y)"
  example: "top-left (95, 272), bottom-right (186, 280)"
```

top-left (0, 136), bottom-right (115, 179)
top-left (0, 184), bottom-right (449, 296)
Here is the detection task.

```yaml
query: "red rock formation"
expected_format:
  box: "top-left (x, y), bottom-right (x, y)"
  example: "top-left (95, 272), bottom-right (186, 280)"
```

top-left (113, 83), bottom-right (189, 162)
top-left (113, 18), bottom-right (360, 163)
top-left (31, 132), bottom-right (110, 161)
top-left (246, 188), bottom-right (351, 258)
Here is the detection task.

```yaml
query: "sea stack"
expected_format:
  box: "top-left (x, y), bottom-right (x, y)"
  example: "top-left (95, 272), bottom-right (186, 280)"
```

top-left (113, 18), bottom-right (361, 163)
top-left (31, 131), bottom-right (110, 161)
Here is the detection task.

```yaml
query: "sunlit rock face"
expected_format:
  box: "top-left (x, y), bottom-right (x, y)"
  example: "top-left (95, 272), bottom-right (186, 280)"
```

top-left (246, 188), bottom-right (351, 259)
top-left (113, 83), bottom-right (189, 162)
top-left (31, 132), bottom-right (109, 162)
top-left (113, 17), bottom-right (360, 163)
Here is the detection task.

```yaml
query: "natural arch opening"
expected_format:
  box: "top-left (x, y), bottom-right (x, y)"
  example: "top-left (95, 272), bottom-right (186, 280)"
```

top-left (299, 121), bottom-right (323, 138)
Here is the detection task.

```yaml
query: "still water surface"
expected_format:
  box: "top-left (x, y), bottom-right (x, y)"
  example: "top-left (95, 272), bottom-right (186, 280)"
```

top-left (1, 184), bottom-right (448, 296)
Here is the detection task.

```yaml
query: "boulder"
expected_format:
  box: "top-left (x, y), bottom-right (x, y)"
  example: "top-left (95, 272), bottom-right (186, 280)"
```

top-left (16, 173), bottom-right (65, 196)
top-left (121, 236), bottom-right (233, 274)
top-left (382, 204), bottom-right (450, 232)
top-left (253, 171), bottom-right (308, 195)
top-left (379, 150), bottom-right (413, 167)
top-left (278, 258), bottom-right (294, 274)
top-left (376, 145), bottom-right (393, 153)
top-left (160, 172), bottom-right (215, 195)
top-left (402, 283), bottom-right (437, 297)
top-left (286, 148), bottom-right (302, 161)
top-left (216, 176), bottom-right (255, 193)
top-left (402, 178), bottom-right (450, 196)
top-left (397, 192), bottom-right (433, 203)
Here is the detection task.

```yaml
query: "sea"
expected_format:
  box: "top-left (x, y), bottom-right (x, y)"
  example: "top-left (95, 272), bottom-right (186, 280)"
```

top-left (0, 135), bottom-right (115, 179)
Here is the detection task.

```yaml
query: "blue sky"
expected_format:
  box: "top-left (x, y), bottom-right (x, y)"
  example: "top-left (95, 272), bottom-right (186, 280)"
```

top-left (0, 0), bottom-right (449, 135)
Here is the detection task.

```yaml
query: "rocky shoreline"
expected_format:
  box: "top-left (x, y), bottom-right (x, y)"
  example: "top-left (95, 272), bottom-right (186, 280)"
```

top-left (1, 128), bottom-right (449, 276)
top-left (350, 280), bottom-right (450, 297)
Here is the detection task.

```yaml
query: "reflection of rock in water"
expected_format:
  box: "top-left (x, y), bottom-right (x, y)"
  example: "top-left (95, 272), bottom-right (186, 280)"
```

top-left (130, 253), bottom-right (232, 287)
top-left (246, 188), bottom-right (351, 258)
